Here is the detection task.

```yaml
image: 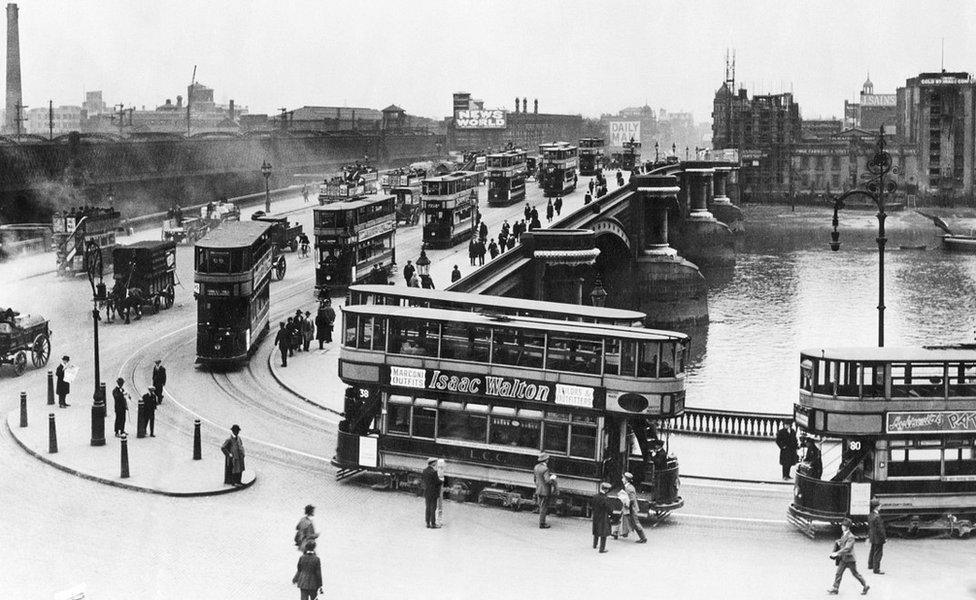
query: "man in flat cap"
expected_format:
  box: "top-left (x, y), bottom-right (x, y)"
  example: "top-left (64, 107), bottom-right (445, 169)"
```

top-left (621, 472), bottom-right (647, 543)
top-left (422, 457), bottom-right (441, 528)
top-left (534, 452), bottom-right (555, 529)
top-left (867, 498), bottom-right (886, 574)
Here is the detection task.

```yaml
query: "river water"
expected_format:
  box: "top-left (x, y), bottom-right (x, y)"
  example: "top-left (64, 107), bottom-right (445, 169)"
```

top-left (685, 204), bottom-right (976, 414)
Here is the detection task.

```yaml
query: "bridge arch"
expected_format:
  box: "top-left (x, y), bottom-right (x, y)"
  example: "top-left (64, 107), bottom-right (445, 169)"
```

top-left (589, 217), bottom-right (632, 251)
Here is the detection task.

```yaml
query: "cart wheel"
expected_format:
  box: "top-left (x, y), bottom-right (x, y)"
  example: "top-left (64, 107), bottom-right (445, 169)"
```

top-left (164, 285), bottom-right (175, 309)
top-left (31, 333), bottom-right (50, 368)
top-left (274, 257), bottom-right (287, 280)
top-left (12, 351), bottom-right (27, 376)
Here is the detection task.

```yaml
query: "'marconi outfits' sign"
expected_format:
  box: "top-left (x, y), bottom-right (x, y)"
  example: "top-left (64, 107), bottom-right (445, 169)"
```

top-left (387, 366), bottom-right (594, 407)
top-left (454, 109), bottom-right (507, 129)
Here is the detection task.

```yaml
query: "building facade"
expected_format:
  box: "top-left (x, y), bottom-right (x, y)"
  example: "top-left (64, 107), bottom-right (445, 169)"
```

top-left (447, 94), bottom-right (581, 153)
top-left (26, 104), bottom-right (82, 137)
top-left (897, 71), bottom-right (976, 202)
top-left (844, 76), bottom-right (897, 132)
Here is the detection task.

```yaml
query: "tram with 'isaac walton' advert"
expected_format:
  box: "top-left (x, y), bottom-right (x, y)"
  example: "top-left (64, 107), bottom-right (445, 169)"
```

top-left (333, 301), bottom-right (687, 518)
top-left (789, 347), bottom-right (976, 537)
top-left (194, 221), bottom-right (273, 365)
top-left (421, 173), bottom-right (477, 249)
top-left (314, 196), bottom-right (397, 297)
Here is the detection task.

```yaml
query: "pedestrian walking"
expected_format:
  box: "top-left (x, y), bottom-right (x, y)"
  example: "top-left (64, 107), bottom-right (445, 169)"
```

top-left (531, 206), bottom-right (539, 222)
top-left (403, 260), bottom-right (416, 285)
top-left (590, 482), bottom-right (612, 553)
top-left (422, 457), bottom-right (441, 528)
top-left (302, 311), bottom-right (314, 352)
top-left (294, 504), bottom-right (319, 552)
top-left (468, 240), bottom-right (477, 266)
top-left (488, 240), bottom-right (499, 259)
top-left (152, 359), bottom-right (166, 404)
top-left (501, 220), bottom-right (510, 238)
top-left (524, 202), bottom-right (531, 222)
top-left (292, 540), bottom-right (323, 600)
top-left (828, 518), bottom-right (869, 595)
top-left (612, 486), bottom-right (631, 539)
top-left (451, 265), bottom-right (462, 283)
top-left (288, 317), bottom-right (302, 356)
top-left (479, 220), bottom-right (488, 241)
top-left (143, 388), bottom-right (157, 437)
top-left (221, 424), bottom-right (246, 486)
top-left (274, 322), bottom-right (290, 367)
top-left (420, 272), bottom-right (435, 289)
top-left (588, 179), bottom-right (595, 193)
top-left (584, 192), bottom-right (592, 205)
top-left (621, 472), bottom-right (647, 543)
top-left (534, 452), bottom-right (555, 529)
top-left (776, 423), bottom-right (800, 479)
top-left (301, 184), bottom-right (310, 205)
top-left (410, 271), bottom-right (421, 288)
top-left (112, 377), bottom-right (128, 437)
top-left (476, 239), bottom-right (485, 266)
top-left (55, 355), bottom-right (71, 407)
top-left (317, 299), bottom-right (335, 347)
top-left (867, 498), bottom-right (886, 574)
top-left (554, 196), bottom-right (562, 216)
top-left (299, 233), bottom-right (310, 259)
top-left (530, 216), bottom-right (541, 230)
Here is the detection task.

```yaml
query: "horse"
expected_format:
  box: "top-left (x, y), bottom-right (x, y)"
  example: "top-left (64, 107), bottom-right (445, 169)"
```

top-left (110, 283), bottom-right (146, 324)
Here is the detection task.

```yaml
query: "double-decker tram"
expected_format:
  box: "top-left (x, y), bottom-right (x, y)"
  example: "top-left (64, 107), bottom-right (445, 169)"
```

top-left (194, 221), bottom-right (273, 365)
top-left (789, 347), bottom-right (976, 537)
top-left (346, 284), bottom-right (645, 326)
top-left (578, 138), bottom-right (605, 176)
top-left (619, 138), bottom-right (642, 172)
top-left (382, 168), bottom-right (427, 226)
top-left (421, 172), bottom-right (477, 248)
top-left (486, 149), bottom-right (528, 207)
top-left (313, 196), bottom-right (397, 297)
top-left (333, 303), bottom-right (689, 518)
top-left (540, 142), bottom-right (579, 197)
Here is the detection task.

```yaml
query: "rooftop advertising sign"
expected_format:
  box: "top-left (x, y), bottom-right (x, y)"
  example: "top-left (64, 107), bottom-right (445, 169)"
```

top-left (455, 110), bottom-right (507, 129)
top-left (609, 121), bottom-right (641, 148)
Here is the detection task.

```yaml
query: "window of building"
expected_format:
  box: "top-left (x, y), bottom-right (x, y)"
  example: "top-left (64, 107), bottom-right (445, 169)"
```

top-left (831, 174), bottom-right (840, 187)
top-left (831, 156), bottom-right (841, 170)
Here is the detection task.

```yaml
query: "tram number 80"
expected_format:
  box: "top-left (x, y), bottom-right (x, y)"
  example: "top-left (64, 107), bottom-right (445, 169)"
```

top-left (848, 441), bottom-right (862, 452)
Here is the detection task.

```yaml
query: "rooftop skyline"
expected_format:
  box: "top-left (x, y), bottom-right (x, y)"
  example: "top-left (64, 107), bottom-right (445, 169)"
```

top-left (6, 0), bottom-right (976, 121)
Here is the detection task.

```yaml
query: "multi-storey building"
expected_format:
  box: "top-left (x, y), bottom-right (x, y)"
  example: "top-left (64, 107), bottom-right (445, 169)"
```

top-left (26, 104), bottom-right (82, 137)
top-left (844, 76), bottom-right (898, 132)
top-left (897, 70), bottom-right (976, 202)
top-left (446, 94), bottom-right (581, 153)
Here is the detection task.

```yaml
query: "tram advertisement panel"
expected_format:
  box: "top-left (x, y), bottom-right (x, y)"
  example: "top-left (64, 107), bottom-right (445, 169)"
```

top-left (886, 410), bottom-right (976, 434)
top-left (386, 365), bottom-right (602, 409)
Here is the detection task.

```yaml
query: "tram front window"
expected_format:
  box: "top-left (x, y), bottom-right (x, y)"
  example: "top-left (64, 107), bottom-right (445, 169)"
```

top-left (201, 298), bottom-right (248, 327)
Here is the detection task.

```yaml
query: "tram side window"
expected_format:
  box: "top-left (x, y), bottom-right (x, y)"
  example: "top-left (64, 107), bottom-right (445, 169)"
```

top-left (620, 341), bottom-right (637, 377)
top-left (389, 318), bottom-right (438, 357)
top-left (455, 206), bottom-right (472, 224)
top-left (356, 316), bottom-right (375, 350)
top-left (542, 412), bottom-right (571, 455)
top-left (344, 314), bottom-right (357, 347)
top-left (493, 327), bottom-right (544, 369)
top-left (570, 415), bottom-right (598, 459)
top-left (439, 407), bottom-right (488, 443)
top-left (659, 342), bottom-right (676, 377)
top-left (489, 416), bottom-right (541, 449)
top-left (441, 323), bottom-right (490, 361)
top-left (412, 406), bottom-right (436, 439)
top-left (604, 339), bottom-right (621, 376)
top-left (638, 341), bottom-right (660, 378)
top-left (387, 404), bottom-right (411, 435)
top-left (546, 334), bottom-right (602, 375)
top-left (945, 441), bottom-right (976, 476)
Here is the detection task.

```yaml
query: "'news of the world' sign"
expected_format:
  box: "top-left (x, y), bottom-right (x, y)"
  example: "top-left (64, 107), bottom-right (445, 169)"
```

top-left (609, 121), bottom-right (641, 148)
top-left (455, 110), bottom-right (507, 129)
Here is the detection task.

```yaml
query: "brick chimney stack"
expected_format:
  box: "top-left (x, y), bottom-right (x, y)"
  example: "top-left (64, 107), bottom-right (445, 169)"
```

top-left (534, 99), bottom-right (538, 114)
top-left (229, 99), bottom-right (235, 120)
top-left (5, 3), bottom-right (21, 134)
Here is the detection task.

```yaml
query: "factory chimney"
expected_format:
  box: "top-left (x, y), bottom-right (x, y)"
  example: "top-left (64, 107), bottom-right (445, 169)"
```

top-left (514, 97), bottom-right (519, 114)
top-left (522, 98), bottom-right (527, 113)
top-left (5, 3), bottom-right (21, 134)
top-left (229, 99), bottom-right (235, 120)
top-left (533, 99), bottom-right (538, 114)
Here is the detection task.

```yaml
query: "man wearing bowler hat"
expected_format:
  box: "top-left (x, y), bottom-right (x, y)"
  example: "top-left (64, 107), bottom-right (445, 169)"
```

top-left (534, 452), bottom-right (556, 529)
top-left (422, 457), bottom-right (441, 528)
top-left (221, 424), bottom-right (246, 486)
top-left (151, 359), bottom-right (167, 404)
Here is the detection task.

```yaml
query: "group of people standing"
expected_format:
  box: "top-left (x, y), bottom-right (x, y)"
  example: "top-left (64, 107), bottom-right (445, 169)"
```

top-left (401, 259), bottom-right (435, 289)
top-left (776, 422), bottom-right (822, 480)
top-left (274, 299), bottom-right (336, 367)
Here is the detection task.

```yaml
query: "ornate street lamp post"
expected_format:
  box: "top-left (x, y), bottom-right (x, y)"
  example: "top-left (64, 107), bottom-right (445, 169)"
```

top-left (416, 246), bottom-right (432, 289)
top-left (85, 241), bottom-right (106, 446)
top-left (828, 127), bottom-right (897, 347)
top-left (261, 160), bottom-right (272, 213)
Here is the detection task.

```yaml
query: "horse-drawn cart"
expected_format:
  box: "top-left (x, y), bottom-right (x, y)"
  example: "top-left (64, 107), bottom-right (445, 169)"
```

top-left (110, 241), bottom-right (177, 323)
top-left (0, 313), bottom-right (51, 376)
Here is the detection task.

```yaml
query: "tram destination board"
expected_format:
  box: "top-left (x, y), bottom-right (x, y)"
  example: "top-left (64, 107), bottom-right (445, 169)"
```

top-left (887, 410), bottom-right (976, 434)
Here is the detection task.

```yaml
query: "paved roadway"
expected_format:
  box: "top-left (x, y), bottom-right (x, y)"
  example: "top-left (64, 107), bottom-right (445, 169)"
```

top-left (1, 182), bottom-right (974, 599)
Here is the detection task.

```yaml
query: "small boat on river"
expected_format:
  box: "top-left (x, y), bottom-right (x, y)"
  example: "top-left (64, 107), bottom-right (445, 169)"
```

top-left (942, 234), bottom-right (976, 253)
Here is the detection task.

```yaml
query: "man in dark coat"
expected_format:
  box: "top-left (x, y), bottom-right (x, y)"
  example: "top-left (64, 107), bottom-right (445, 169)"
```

top-left (775, 423), bottom-right (799, 479)
top-left (112, 377), bottom-right (128, 437)
top-left (554, 196), bottom-right (562, 216)
top-left (478, 220), bottom-right (488, 241)
top-left (316, 300), bottom-right (335, 348)
top-left (292, 540), bottom-right (323, 600)
top-left (55, 355), bottom-right (71, 407)
top-left (422, 457), bottom-right (441, 528)
top-left (590, 482), bottom-right (613, 553)
top-left (804, 437), bottom-right (823, 479)
top-left (488, 240), bottom-right (499, 259)
top-left (451, 265), bottom-right (462, 283)
top-left (402, 260), bottom-right (415, 285)
top-left (221, 424), bottom-right (246, 486)
top-left (143, 388), bottom-right (157, 437)
top-left (468, 240), bottom-right (477, 266)
top-left (867, 498), bottom-right (886, 574)
top-left (151, 359), bottom-right (167, 404)
top-left (524, 203), bottom-right (531, 222)
top-left (274, 322), bottom-right (289, 367)
top-left (534, 453), bottom-right (554, 529)
top-left (530, 206), bottom-right (539, 222)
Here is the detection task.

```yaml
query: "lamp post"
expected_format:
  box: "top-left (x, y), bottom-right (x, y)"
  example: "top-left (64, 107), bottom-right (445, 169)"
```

top-left (828, 127), bottom-right (896, 347)
top-left (416, 246), bottom-right (431, 289)
top-left (84, 241), bottom-right (106, 446)
top-left (261, 160), bottom-right (272, 213)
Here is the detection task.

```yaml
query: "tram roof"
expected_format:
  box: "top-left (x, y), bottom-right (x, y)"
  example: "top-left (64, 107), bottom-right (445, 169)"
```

top-left (349, 284), bottom-right (646, 322)
top-left (425, 172), bottom-right (474, 182)
top-left (195, 221), bottom-right (273, 249)
top-left (312, 195), bottom-right (394, 211)
top-left (802, 346), bottom-right (976, 363)
top-left (343, 303), bottom-right (687, 341)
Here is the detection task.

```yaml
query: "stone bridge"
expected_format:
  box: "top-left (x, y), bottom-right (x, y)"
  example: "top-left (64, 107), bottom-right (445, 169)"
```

top-left (448, 161), bottom-right (742, 327)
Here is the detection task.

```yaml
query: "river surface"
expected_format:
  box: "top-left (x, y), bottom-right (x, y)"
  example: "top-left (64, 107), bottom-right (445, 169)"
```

top-left (685, 204), bottom-right (976, 414)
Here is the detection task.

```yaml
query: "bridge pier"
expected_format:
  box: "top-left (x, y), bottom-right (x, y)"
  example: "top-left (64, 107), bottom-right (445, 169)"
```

top-left (673, 167), bottom-right (735, 269)
top-left (633, 174), bottom-right (708, 326)
top-left (709, 166), bottom-right (744, 232)
top-left (522, 230), bottom-right (600, 306)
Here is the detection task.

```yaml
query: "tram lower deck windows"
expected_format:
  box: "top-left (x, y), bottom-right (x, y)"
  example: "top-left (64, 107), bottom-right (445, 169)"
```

top-left (439, 410), bottom-right (488, 443)
top-left (489, 417), bottom-right (541, 449)
top-left (412, 407), bottom-right (436, 438)
top-left (387, 404), bottom-right (410, 435)
top-left (542, 421), bottom-right (569, 454)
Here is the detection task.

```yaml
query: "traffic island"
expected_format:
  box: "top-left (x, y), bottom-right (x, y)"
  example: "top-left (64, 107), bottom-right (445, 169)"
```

top-left (5, 405), bottom-right (255, 497)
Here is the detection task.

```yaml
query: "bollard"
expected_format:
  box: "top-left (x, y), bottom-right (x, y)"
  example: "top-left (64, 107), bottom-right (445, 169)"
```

top-left (47, 371), bottom-right (55, 405)
top-left (120, 433), bottom-right (130, 478)
top-left (19, 392), bottom-right (27, 428)
top-left (136, 396), bottom-right (146, 438)
top-left (193, 419), bottom-right (202, 460)
top-left (48, 413), bottom-right (58, 454)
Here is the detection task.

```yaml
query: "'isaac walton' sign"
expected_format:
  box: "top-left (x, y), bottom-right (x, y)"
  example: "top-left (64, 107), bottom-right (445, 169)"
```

top-left (388, 366), bottom-right (594, 407)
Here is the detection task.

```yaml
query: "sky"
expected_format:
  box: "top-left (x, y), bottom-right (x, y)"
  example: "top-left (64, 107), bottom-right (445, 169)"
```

top-left (7, 0), bottom-right (976, 122)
